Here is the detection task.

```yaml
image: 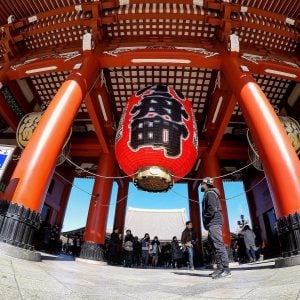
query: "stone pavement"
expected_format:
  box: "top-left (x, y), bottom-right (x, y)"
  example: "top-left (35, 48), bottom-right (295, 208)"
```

top-left (0, 252), bottom-right (300, 300)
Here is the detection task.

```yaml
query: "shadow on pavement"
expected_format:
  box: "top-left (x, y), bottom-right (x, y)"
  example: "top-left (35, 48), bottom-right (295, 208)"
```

top-left (41, 254), bottom-right (75, 261)
top-left (232, 264), bottom-right (275, 271)
top-left (172, 272), bottom-right (211, 277)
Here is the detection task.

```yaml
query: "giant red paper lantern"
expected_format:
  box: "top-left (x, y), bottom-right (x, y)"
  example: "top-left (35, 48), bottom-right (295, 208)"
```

top-left (115, 85), bottom-right (198, 192)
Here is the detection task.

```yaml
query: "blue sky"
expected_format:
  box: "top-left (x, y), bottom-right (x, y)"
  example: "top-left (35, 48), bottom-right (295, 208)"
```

top-left (63, 178), bottom-right (251, 234)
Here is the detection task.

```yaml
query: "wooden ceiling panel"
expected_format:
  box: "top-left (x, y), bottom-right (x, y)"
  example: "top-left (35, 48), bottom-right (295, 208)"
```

top-left (232, 12), bottom-right (298, 53)
top-left (0, 0), bottom-right (92, 25)
top-left (0, 0), bottom-right (298, 170)
top-left (106, 66), bottom-right (214, 116)
top-left (232, 0), bottom-right (300, 19)
top-left (104, 3), bottom-right (218, 39)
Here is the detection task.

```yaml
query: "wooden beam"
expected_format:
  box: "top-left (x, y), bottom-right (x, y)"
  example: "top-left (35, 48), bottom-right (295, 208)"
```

top-left (84, 93), bottom-right (110, 153)
top-left (208, 95), bottom-right (237, 156)
top-left (93, 78), bottom-right (115, 137)
top-left (69, 137), bottom-right (101, 157)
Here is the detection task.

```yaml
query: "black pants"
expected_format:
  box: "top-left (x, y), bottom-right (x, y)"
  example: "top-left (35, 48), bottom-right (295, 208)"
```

top-left (208, 225), bottom-right (229, 270)
top-left (124, 250), bottom-right (133, 267)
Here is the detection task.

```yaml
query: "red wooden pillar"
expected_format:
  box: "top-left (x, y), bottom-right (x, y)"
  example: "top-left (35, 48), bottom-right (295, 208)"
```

top-left (80, 151), bottom-right (115, 262)
top-left (187, 182), bottom-right (203, 261)
top-left (113, 180), bottom-right (129, 236)
top-left (56, 170), bottom-right (75, 229)
top-left (222, 54), bottom-right (300, 257)
top-left (201, 152), bottom-right (231, 246)
top-left (0, 55), bottom-right (99, 259)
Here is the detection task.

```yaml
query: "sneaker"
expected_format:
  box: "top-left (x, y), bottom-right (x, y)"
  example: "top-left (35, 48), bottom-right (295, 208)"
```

top-left (209, 269), bottom-right (222, 278)
top-left (190, 267), bottom-right (195, 271)
top-left (213, 269), bottom-right (232, 279)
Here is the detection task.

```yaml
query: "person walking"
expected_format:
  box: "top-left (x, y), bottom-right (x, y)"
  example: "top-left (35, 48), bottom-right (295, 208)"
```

top-left (201, 177), bottom-right (231, 279)
top-left (181, 221), bottom-right (196, 270)
top-left (240, 225), bottom-right (257, 262)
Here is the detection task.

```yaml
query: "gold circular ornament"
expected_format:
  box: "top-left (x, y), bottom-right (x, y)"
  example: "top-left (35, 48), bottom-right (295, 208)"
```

top-left (16, 112), bottom-right (71, 165)
top-left (16, 112), bottom-right (43, 149)
top-left (247, 115), bottom-right (300, 171)
top-left (133, 166), bottom-right (173, 192)
top-left (279, 116), bottom-right (300, 155)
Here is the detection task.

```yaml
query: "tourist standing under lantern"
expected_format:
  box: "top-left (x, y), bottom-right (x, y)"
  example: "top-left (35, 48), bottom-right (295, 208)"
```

top-left (201, 177), bottom-right (231, 279)
top-left (181, 221), bottom-right (196, 270)
top-left (171, 236), bottom-right (183, 268)
top-left (108, 228), bottom-right (122, 265)
top-left (141, 233), bottom-right (151, 267)
top-left (150, 236), bottom-right (161, 267)
top-left (123, 229), bottom-right (135, 267)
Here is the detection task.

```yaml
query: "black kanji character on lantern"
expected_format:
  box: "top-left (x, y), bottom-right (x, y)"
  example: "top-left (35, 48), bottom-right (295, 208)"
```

top-left (129, 85), bottom-right (190, 157)
top-left (131, 94), bottom-right (188, 123)
top-left (130, 116), bottom-right (188, 157)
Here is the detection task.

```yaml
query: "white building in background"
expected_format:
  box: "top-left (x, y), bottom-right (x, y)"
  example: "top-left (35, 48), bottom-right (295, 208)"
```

top-left (124, 207), bottom-right (187, 241)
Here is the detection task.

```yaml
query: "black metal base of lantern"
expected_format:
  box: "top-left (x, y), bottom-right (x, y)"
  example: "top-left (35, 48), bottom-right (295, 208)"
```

top-left (0, 201), bottom-right (41, 261)
top-left (79, 241), bottom-right (105, 262)
top-left (275, 212), bottom-right (300, 267)
top-left (133, 166), bottom-right (173, 192)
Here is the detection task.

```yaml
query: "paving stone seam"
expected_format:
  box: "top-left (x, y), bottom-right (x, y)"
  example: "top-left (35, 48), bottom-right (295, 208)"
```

top-left (10, 258), bottom-right (24, 300)
top-left (33, 260), bottom-right (80, 296)
top-left (237, 288), bottom-right (257, 299)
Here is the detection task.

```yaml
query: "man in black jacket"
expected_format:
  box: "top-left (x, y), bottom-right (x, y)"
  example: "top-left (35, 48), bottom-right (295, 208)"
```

top-left (201, 177), bottom-right (231, 279)
top-left (181, 221), bottom-right (196, 270)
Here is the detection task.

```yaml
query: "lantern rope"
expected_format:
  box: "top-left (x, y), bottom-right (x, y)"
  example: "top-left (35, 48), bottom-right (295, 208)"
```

top-left (64, 156), bottom-right (137, 179)
top-left (63, 154), bottom-right (259, 182)
top-left (173, 157), bottom-right (259, 181)
top-left (55, 171), bottom-right (133, 206)
top-left (171, 176), bottom-right (266, 204)
top-left (55, 171), bottom-right (96, 197)
top-left (55, 172), bottom-right (266, 207)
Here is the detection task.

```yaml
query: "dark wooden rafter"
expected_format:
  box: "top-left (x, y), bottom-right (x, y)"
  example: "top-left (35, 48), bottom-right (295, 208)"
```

top-left (84, 92), bottom-right (110, 154)
top-left (70, 137), bottom-right (248, 161)
top-left (6, 53), bottom-right (82, 80)
top-left (208, 94), bottom-right (237, 156)
top-left (204, 72), bottom-right (237, 146)
top-left (207, 1), bottom-right (299, 44)
top-left (24, 77), bottom-right (45, 109)
top-left (92, 76), bottom-right (115, 137)
top-left (0, 2), bottom-right (118, 60)
top-left (5, 42), bottom-right (299, 81)
top-left (69, 137), bottom-right (101, 157)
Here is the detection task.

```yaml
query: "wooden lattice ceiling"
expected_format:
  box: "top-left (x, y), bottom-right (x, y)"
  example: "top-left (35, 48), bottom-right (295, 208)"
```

top-left (0, 0), bottom-right (299, 178)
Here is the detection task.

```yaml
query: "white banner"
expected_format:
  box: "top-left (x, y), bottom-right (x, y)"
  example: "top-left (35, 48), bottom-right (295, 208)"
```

top-left (0, 145), bottom-right (16, 182)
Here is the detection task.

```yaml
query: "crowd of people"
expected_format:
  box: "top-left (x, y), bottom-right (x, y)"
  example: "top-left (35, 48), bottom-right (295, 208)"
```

top-left (38, 177), bottom-right (264, 281)
top-left (106, 228), bottom-right (196, 269)
top-left (106, 176), bottom-right (232, 280)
